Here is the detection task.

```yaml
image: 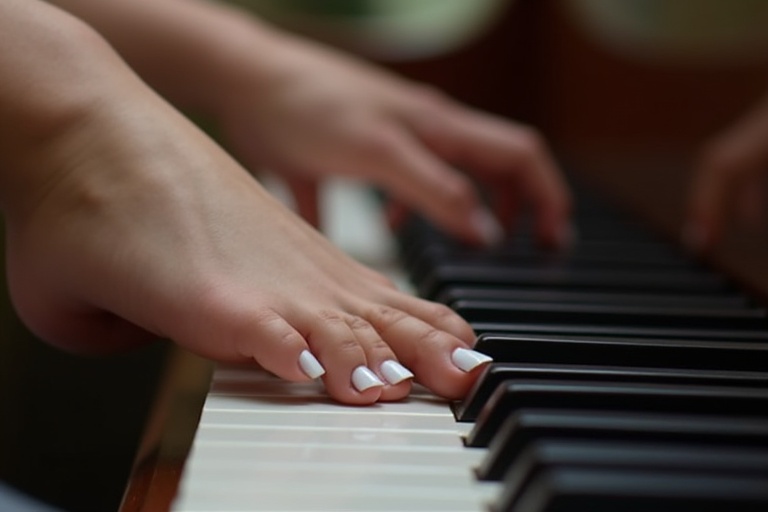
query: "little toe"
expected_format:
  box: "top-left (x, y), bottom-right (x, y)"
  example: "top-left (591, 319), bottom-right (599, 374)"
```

top-left (177, 303), bottom-right (315, 382)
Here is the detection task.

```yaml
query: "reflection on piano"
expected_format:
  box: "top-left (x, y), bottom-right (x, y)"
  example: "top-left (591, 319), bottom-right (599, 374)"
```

top-left (161, 180), bottom-right (768, 511)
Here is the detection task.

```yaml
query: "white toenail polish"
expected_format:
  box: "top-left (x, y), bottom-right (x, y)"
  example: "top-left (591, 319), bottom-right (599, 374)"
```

top-left (299, 350), bottom-right (325, 379)
top-left (451, 348), bottom-right (493, 372)
top-left (352, 366), bottom-right (385, 392)
top-left (380, 360), bottom-right (414, 385)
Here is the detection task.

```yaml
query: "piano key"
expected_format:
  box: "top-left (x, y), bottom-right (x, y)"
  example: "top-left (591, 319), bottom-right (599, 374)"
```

top-left (400, 222), bottom-right (702, 278)
top-left (199, 406), bottom-right (454, 432)
top-left (194, 422), bottom-right (465, 449)
top-left (417, 265), bottom-right (728, 300)
top-left (466, 380), bottom-right (768, 448)
top-left (473, 333), bottom-right (768, 369)
top-left (406, 246), bottom-right (697, 284)
top-left (399, 216), bottom-right (680, 255)
top-left (179, 483), bottom-right (495, 512)
top-left (473, 322), bottom-right (768, 340)
top-left (178, 460), bottom-right (497, 512)
top-left (454, 300), bottom-right (768, 330)
top-left (437, 287), bottom-right (750, 309)
top-left (476, 410), bottom-right (768, 481)
top-left (498, 440), bottom-right (768, 507)
top-left (175, 367), bottom-right (498, 512)
top-left (494, 467), bottom-right (768, 512)
top-left (403, 245), bottom-right (692, 284)
top-left (455, 363), bottom-right (768, 422)
top-left (187, 442), bottom-right (481, 473)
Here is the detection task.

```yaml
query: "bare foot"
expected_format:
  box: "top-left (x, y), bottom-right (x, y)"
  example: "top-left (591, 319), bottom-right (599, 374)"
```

top-left (0, 1), bottom-right (492, 405)
top-left (3, 69), bottom-right (489, 406)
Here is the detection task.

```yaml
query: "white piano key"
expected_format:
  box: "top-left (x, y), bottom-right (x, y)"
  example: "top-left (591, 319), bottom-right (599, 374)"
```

top-left (178, 367), bottom-right (487, 510)
top-left (176, 447), bottom-right (499, 511)
top-left (209, 374), bottom-right (440, 403)
top-left (178, 459), bottom-right (497, 511)
top-left (177, 486), bottom-right (498, 512)
top-left (186, 443), bottom-right (483, 468)
top-left (195, 419), bottom-right (455, 440)
top-left (205, 392), bottom-right (451, 416)
top-left (194, 423), bottom-right (464, 449)
top-left (211, 372), bottom-right (325, 394)
top-left (183, 456), bottom-right (482, 479)
top-left (176, 486), bottom-right (493, 512)
top-left (180, 368), bottom-right (486, 511)
top-left (201, 397), bottom-right (453, 430)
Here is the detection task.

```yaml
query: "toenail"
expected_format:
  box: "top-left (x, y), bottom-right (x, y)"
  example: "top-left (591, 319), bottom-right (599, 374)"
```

top-left (351, 366), bottom-right (385, 392)
top-left (298, 350), bottom-right (326, 379)
top-left (380, 360), bottom-right (414, 385)
top-left (451, 348), bottom-right (493, 372)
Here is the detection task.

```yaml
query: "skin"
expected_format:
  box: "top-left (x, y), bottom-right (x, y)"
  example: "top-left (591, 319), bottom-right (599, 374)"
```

top-left (686, 93), bottom-right (768, 249)
top-left (1, 0), bottom-right (572, 405)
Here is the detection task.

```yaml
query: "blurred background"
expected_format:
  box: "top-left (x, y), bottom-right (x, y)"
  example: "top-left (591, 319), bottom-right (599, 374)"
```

top-left (2, 1), bottom-right (768, 510)
top-left (233, 0), bottom-right (768, 290)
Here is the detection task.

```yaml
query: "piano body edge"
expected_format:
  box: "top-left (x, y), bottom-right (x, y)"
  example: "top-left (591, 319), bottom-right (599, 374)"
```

top-left (120, 348), bottom-right (212, 512)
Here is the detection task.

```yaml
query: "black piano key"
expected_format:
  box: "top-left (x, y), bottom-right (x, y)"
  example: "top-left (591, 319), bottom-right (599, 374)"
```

top-left (455, 363), bottom-right (768, 422)
top-left (410, 241), bottom-right (693, 266)
top-left (498, 211), bottom-right (664, 242)
top-left (476, 410), bottom-right (768, 481)
top-left (407, 246), bottom-right (697, 283)
top-left (405, 244), bottom-right (692, 281)
top-left (399, 215), bottom-right (679, 256)
top-left (495, 468), bottom-right (768, 512)
top-left (472, 322), bottom-right (768, 340)
top-left (453, 300), bottom-right (768, 330)
top-left (466, 380), bottom-right (768, 448)
top-left (498, 441), bottom-right (768, 503)
top-left (568, 220), bottom-right (675, 241)
top-left (417, 266), bottom-right (728, 300)
top-left (473, 334), bottom-right (768, 370)
top-left (505, 239), bottom-right (678, 257)
top-left (398, 187), bottom-right (768, 510)
top-left (437, 287), bottom-right (749, 309)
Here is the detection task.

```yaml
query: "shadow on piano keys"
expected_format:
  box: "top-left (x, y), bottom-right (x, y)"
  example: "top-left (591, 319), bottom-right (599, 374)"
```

top-left (123, 180), bottom-right (768, 512)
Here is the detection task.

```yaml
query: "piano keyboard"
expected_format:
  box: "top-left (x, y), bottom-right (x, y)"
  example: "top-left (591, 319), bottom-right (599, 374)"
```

top-left (172, 182), bottom-right (768, 512)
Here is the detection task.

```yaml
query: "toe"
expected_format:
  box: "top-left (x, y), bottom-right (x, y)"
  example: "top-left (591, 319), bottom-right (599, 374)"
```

top-left (346, 314), bottom-right (413, 402)
top-left (363, 304), bottom-right (489, 399)
top-left (305, 310), bottom-right (383, 405)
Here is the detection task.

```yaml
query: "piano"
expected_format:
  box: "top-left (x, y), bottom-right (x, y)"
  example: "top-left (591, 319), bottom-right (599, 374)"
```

top-left (121, 178), bottom-right (768, 512)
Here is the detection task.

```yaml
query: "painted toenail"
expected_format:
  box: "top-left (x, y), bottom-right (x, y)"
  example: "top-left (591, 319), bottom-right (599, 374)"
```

top-left (451, 348), bottom-right (493, 372)
top-left (298, 350), bottom-right (325, 379)
top-left (380, 360), bottom-right (414, 385)
top-left (351, 366), bottom-right (385, 392)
